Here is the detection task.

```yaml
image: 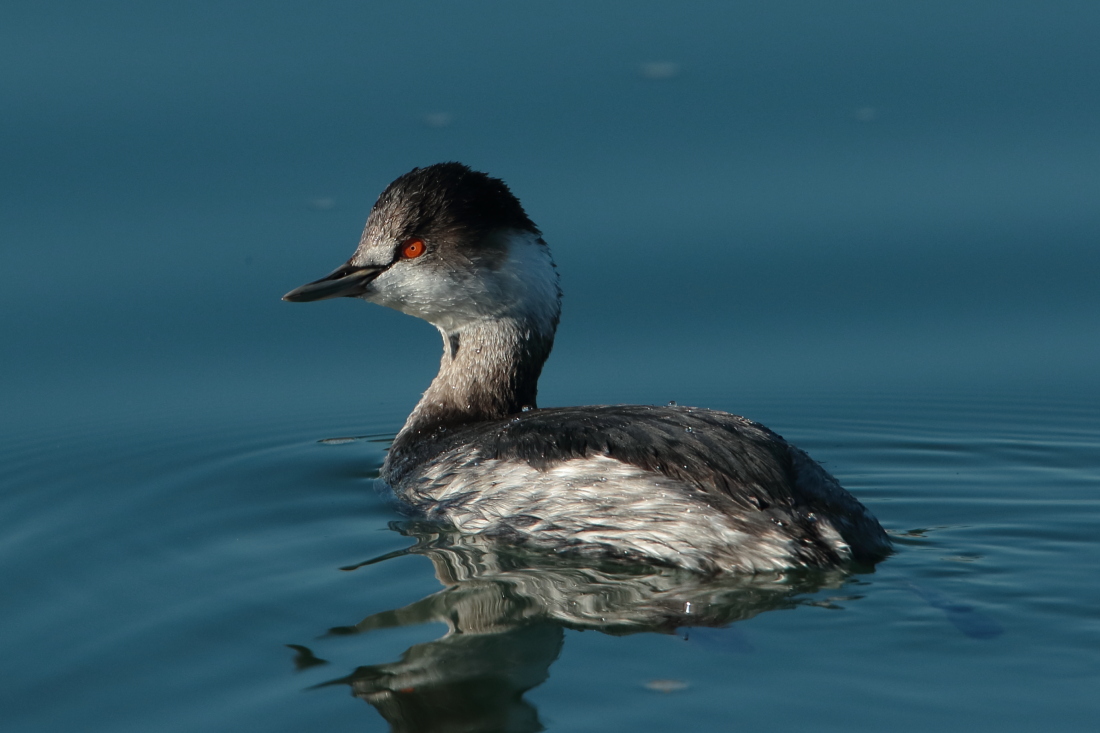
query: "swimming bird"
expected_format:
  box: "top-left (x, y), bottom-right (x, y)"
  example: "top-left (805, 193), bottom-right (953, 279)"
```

top-left (284, 163), bottom-right (890, 574)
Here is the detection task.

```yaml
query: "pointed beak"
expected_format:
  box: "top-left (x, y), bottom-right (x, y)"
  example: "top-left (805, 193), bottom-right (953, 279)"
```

top-left (282, 262), bottom-right (387, 302)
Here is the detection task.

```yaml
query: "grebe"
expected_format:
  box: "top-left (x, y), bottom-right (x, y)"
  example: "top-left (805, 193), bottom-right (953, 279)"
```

top-left (284, 163), bottom-right (890, 574)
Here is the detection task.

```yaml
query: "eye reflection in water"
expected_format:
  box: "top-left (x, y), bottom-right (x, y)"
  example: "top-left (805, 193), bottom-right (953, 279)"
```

top-left (295, 522), bottom-right (859, 733)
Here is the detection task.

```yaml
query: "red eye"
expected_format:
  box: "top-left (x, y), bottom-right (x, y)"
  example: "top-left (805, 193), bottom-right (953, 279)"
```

top-left (401, 238), bottom-right (426, 259)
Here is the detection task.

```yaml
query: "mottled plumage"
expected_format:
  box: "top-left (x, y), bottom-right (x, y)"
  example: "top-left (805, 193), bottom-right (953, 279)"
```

top-left (285, 163), bottom-right (890, 574)
top-left (387, 405), bottom-right (887, 573)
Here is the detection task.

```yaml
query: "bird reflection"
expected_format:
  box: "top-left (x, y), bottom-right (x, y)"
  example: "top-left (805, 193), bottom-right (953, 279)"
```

top-left (303, 522), bottom-right (861, 733)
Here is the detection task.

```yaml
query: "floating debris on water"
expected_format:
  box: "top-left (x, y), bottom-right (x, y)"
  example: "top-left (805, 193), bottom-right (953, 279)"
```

top-left (644, 678), bottom-right (689, 693)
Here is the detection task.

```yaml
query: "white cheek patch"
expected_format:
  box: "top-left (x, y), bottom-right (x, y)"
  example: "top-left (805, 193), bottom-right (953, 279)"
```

top-left (495, 233), bottom-right (561, 334)
top-left (366, 263), bottom-right (487, 332)
top-left (364, 231), bottom-right (559, 334)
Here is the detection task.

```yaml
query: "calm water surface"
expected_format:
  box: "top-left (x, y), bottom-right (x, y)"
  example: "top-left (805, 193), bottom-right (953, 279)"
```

top-left (3, 2), bottom-right (1099, 731)
top-left (3, 395), bottom-right (1098, 731)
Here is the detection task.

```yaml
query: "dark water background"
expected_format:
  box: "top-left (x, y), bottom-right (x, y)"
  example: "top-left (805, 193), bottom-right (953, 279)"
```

top-left (3, 2), bottom-right (1099, 731)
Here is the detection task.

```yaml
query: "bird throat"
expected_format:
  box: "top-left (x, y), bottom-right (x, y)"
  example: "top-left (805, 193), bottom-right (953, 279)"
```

top-left (397, 317), bottom-right (555, 441)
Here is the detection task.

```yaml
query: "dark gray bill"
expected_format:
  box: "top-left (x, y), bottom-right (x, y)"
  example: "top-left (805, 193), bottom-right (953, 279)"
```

top-left (282, 263), bottom-right (386, 302)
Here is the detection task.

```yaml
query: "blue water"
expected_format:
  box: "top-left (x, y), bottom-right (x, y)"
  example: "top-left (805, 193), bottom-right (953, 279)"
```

top-left (3, 2), bottom-right (1099, 731)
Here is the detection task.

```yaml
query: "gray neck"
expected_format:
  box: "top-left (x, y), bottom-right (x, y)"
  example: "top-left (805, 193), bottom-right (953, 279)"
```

top-left (396, 316), bottom-right (555, 442)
